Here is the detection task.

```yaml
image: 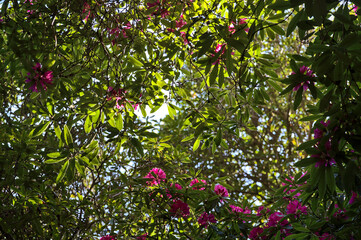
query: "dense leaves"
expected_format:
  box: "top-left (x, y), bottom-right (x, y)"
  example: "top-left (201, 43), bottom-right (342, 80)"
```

top-left (1, 0), bottom-right (361, 239)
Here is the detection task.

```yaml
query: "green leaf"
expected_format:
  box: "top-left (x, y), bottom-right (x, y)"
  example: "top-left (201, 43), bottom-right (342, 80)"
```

top-left (220, 139), bottom-right (229, 149)
top-left (167, 104), bottom-right (176, 120)
top-left (193, 138), bottom-right (201, 151)
top-left (280, 84), bottom-right (296, 95)
top-left (296, 139), bottom-right (319, 150)
top-left (56, 160), bottom-right (69, 183)
top-left (131, 138), bottom-right (144, 156)
top-left (84, 116), bottom-right (92, 133)
top-left (287, 10), bottom-right (304, 36)
top-left (209, 63), bottom-right (219, 86)
top-left (269, 0), bottom-right (292, 10)
top-left (293, 87), bottom-right (303, 110)
top-left (318, 168), bottom-right (326, 199)
top-left (300, 114), bottom-right (323, 121)
top-left (182, 134), bottom-right (194, 142)
top-left (295, 157), bottom-right (319, 167)
top-left (284, 233), bottom-right (309, 240)
top-left (47, 152), bottom-right (62, 158)
top-left (54, 125), bottom-right (62, 141)
top-left (115, 114), bottom-right (123, 131)
top-left (1, 0), bottom-right (10, 16)
top-left (75, 159), bottom-right (85, 177)
top-left (30, 121), bottom-right (51, 138)
top-left (45, 158), bottom-right (67, 164)
top-left (270, 24), bottom-right (285, 36)
top-left (128, 56), bottom-right (143, 67)
top-left (64, 125), bottom-right (73, 148)
top-left (267, 80), bottom-right (283, 92)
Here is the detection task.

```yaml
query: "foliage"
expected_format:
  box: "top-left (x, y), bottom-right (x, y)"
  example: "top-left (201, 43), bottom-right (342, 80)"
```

top-left (1, 0), bottom-right (361, 239)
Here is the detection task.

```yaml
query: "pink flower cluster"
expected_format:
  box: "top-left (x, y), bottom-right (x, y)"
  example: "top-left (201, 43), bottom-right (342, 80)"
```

top-left (230, 205), bottom-right (251, 215)
top-left (25, 63), bottom-right (53, 92)
top-left (286, 200), bottom-right (307, 216)
top-left (144, 168), bottom-right (166, 185)
top-left (170, 200), bottom-right (190, 217)
top-left (106, 86), bottom-right (140, 110)
top-left (24, 0), bottom-right (35, 15)
top-left (100, 235), bottom-right (116, 240)
top-left (82, 1), bottom-right (91, 22)
top-left (229, 18), bottom-right (249, 34)
top-left (189, 178), bottom-right (206, 190)
top-left (312, 120), bottom-right (336, 168)
top-left (108, 22), bottom-right (131, 45)
top-left (147, 0), bottom-right (169, 18)
top-left (214, 184), bottom-right (229, 199)
top-left (197, 212), bottom-right (216, 228)
top-left (136, 233), bottom-right (148, 240)
top-left (291, 65), bottom-right (315, 91)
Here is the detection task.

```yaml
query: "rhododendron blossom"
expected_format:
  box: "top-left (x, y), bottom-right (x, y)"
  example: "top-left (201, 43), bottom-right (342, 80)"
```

top-left (175, 15), bottom-right (187, 29)
top-left (170, 200), bottom-right (190, 217)
top-left (82, 2), bottom-right (91, 22)
top-left (144, 168), bottom-right (166, 185)
top-left (166, 183), bottom-right (183, 199)
top-left (197, 212), bottom-right (216, 228)
top-left (349, 191), bottom-right (358, 205)
top-left (136, 233), bottom-right (148, 240)
top-left (256, 206), bottom-right (270, 216)
top-left (25, 63), bottom-right (53, 92)
top-left (229, 18), bottom-right (249, 34)
top-left (291, 65), bottom-right (315, 91)
top-left (189, 178), bottom-right (206, 190)
top-left (106, 87), bottom-right (140, 110)
top-left (248, 226), bottom-right (266, 240)
top-left (286, 200), bottom-right (307, 215)
top-left (100, 235), bottom-right (117, 240)
top-left (147, 0), bottom-right (169, 18)
top-left (214, 184), bottom-right (229, 198)
top-left (267, 212), bottom-right (289, 227)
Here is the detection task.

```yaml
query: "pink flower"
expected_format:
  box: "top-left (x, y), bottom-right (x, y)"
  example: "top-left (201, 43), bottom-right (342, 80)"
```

top-left (175, 15), bottom-right (187, 29)
top-left (214, 184), bottom-right (229, 198)
top-left (228, 22), bottom-right (236, 34)
top-left (167, 183), bottom-right (183, 200)
top-left (170, 200), bottom-right (190, 217)
top-left (136, 233), bottom-right (148, 240)
top-left (248, 227), bottom-right (265, 240)
top-left (229, 18), bottom-right (249, 34)
top-left (189, 178), bottom-right (206, 190)
top-left (333, 204), bottom-right (348, 220)
top-left (100, 235), bottom-right (117, 240)
top-left (180, 31), bottom-right (189, 44)
top-left (147, 1), bottom-right (169, 18)
top-left (82, 2), bottom-right (91, 22)
top-left (239, 18), bottom-right (249, 32)
top-left (267, 212), bottom-right (288, 227)
top-left (292, 66), bottom-right (315, 91)
top-left (144, 168), bottom-right (166, 185)
top-left (229, 204), bottom-right (243, 213)
top-left (316, 232), bottom-right (336, 240)
top-left (314, 128), bottom-right (323, 139)
top-left (286, 200), bottom-right (307, 215)
top-left (354, 5), bottom-right (358, 15)
top-left (197, 212), bottom-right (216, 228)
top-left (256, 206), bottom-right (270, 216)
top-left (349, 191), bottom-right (358, 205)
top-left (25, 63), bottom-right (53, 92)
top-left (147, 0), bottom-right (160, 8)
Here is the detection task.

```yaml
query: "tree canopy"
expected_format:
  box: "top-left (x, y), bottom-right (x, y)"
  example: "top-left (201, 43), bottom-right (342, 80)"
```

top-left (1, 0), bottom-right (361, 239)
